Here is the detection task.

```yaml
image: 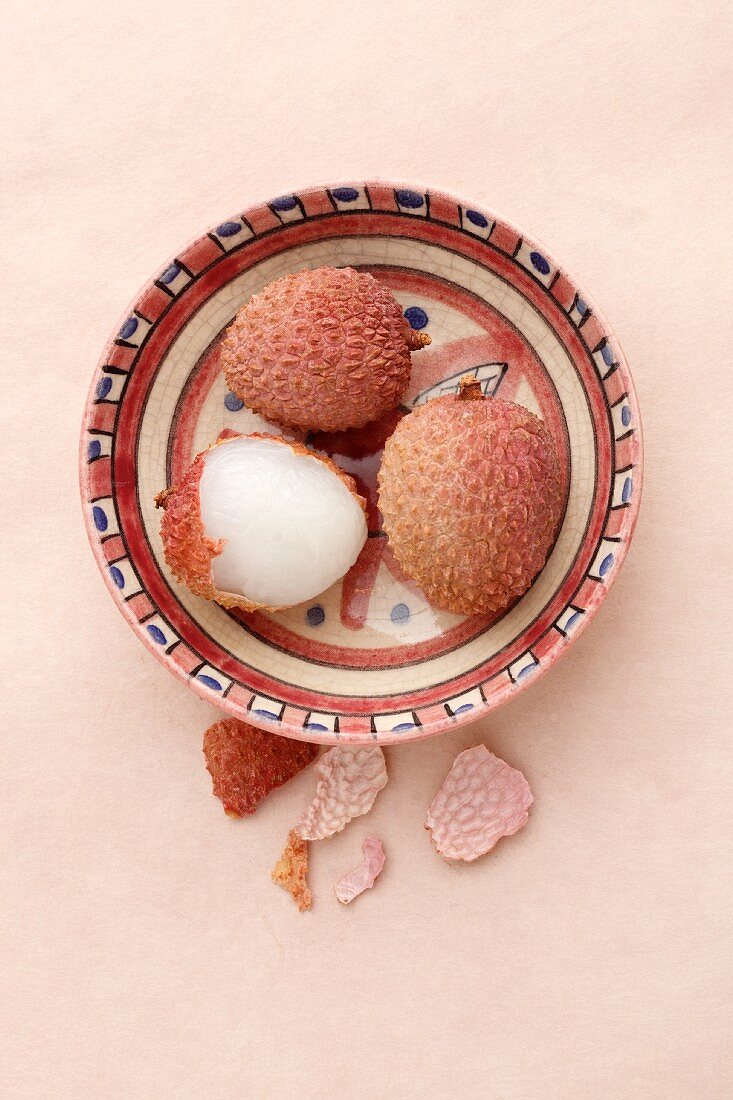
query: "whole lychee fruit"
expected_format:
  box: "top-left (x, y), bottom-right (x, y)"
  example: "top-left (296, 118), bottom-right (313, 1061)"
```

top-left (377, 377), bottom-right (564, 616)
top-left (220, 266), bottom-right (430, 432)
top-left (156, 433), bottom-right (367, 611)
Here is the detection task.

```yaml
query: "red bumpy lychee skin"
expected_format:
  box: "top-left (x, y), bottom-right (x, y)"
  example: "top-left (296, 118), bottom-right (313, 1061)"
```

top-left (377, 378), bottom-right (564, 617)
top-left (203, 717), bottom-right (318, 818)
top-left (220, 266), bottom-right (430, 432)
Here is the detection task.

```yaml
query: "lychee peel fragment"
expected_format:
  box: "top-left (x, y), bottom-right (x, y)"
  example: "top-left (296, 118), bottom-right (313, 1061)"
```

top-left (425, 745), bottom-right (533, 861)
top-left (203, 717), bottom-right (318, 818)
top-left (335, 836), bottom-right (386, 905)
top-left (156, 448), bottom-right (225, 603)
top-left (296, 745), bottom-right (388, 841)
top-left (271, 829), bottom-right (312, 911)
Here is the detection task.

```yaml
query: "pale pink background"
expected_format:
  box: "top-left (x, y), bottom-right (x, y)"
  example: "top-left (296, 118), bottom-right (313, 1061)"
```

top-left (2, 3), bottom-right (732, 1097)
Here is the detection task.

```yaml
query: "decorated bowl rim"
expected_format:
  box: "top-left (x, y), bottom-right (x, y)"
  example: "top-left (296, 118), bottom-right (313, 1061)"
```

top-left (79, 177), bottom-right (643, 745)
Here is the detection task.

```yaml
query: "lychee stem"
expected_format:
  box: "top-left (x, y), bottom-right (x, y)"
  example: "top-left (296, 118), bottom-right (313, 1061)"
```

top-left (458, 375), bottom-right (484, 401)
top-left (155, 488), bottom-right (172, 510)
top-left (406, 330), bottom-right (432, 351)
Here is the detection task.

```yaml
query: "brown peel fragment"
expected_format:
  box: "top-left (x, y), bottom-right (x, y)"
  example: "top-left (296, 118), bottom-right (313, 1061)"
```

top-left (271, 829), bottom-right (312, 911)
top-left (425, 745), bottom-right (533, 861)
top-left (406, 329), bottom-right (432, 351)
top-left (203, 718), bottom-right (317, 817)
top-left (458, 374), bottom-right (483, 400)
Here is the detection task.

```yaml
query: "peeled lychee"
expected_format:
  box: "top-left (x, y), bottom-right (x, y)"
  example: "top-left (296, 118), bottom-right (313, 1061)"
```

top-left (220, 266), bottom-right (430, 432)
top-left (377, 378), bottom-right (564, 616)
top-left (156, 433), bottom-right (367, 611)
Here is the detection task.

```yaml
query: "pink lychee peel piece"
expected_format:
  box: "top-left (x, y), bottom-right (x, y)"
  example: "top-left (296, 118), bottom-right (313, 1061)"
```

top-left (425, 744), bottom-right (533, 861)
top-left (296, 746), bottom-right (388, 841)
top-left (335, 836), bottom-right (386, 905)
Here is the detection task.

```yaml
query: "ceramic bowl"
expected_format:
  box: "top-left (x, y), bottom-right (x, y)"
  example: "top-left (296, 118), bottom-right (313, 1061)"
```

top-left (80, 180), bottom-right (642, 745)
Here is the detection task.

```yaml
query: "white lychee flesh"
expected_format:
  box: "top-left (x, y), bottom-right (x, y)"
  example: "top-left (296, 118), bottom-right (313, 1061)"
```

top-left (198, 436), bottom-right (367, 608)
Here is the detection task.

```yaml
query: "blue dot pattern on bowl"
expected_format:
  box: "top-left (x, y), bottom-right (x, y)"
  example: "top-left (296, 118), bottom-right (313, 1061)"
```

top-left (622, 476), bottom-right (632, 504)
top-left (332, 187), bottom-right (359, 202)
top-left (197, 674), bottom-right (222, 691)
top-left (271, 195), bottom-right (298, 211)
top-left (466, 209), bottom-right (489, 228)
top-left (516, 663), bottom-right (536, 680)
top-left (253, 708), bottom-right (278, 721)
top-left (403, 307), bottom-right (428, 331)
top-left (599, 553), bottom-right (614, 577)
top-left (307, 605), bottom-right (325, 626)
top-left (96, 376), bottom-right (112, 400)
top-left (576, 298), bottom-right (588, 316)
top-left (147, 624), bottom-right (166, 645)
top-left (92, 505), bottom-right (107, 532)
top-left (110, 566), bottom-right (125, 589)
top-left (119, 316), bottom-right (138, 341)
top-left (621, 405), bottom-right (631, 427)
top-left (564, 610), bottom-right (582, 632)
top-left (305, 722), bottom-right (328, 732)
top-left (395, 189), bottom-right (424, 209)
top-left (159, 263), bottom-right (180, 285)
top-left (216, 222), bottom-right (241, 237)
top-left (390, 603), bottom-right (410, 624)
top-left (88, 440), bottom-right (102, 461)
top-left (224, 392), bottom-right (244, 412)
top-left (453, 703), bottom-right (474, 716)
top-left (530, 251), bottom-right (551, 275)
top-left (601, 343), bottom-right (615, 366)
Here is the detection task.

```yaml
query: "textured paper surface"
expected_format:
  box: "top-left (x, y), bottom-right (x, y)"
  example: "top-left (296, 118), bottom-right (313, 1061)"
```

top-left (1, 2), bottom-right (732, 1097)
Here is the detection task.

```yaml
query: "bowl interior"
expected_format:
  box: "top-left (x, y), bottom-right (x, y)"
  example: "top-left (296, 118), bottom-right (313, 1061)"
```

top-left (81, 182), bottom-right (641, 744)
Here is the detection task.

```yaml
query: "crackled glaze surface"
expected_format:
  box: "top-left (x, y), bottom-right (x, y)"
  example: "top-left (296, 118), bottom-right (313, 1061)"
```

top-left (80, 181), bottom-right (642, 744)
